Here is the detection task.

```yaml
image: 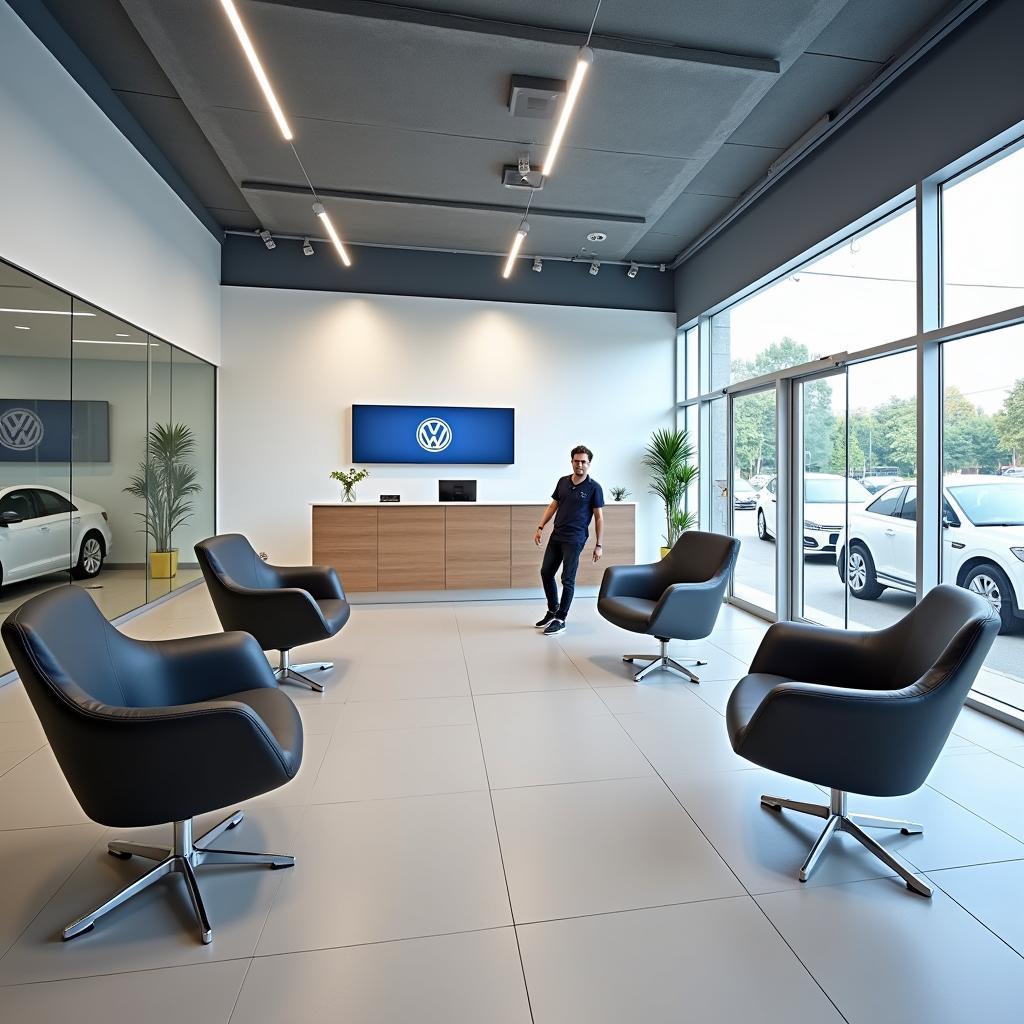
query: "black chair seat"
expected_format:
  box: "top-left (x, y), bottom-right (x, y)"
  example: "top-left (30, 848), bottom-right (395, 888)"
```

top-left (597, 596), bottom-right (657, 632)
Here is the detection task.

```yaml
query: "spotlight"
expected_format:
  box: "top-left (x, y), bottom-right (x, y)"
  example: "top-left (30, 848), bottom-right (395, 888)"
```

top-left (302, 237), bottom-right (314, 256)
top-left (589, 261), bottom-right (600, 276)
top-left (518, 153), bottom-right (532, 180)
top-left (659, 263), bottom-right (666, 272)
top-left (259, 229), bottom-right (276, 250)
top-left (627, 262), bottom-right (638, 279)
top-left (533, 258), bottom-right (543, 273)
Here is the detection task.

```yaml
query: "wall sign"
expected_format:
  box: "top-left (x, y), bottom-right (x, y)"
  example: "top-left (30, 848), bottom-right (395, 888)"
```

top-left (352, 404), bottom-right (514, 464)
top-left (0, 399), bottom-right (110, 462)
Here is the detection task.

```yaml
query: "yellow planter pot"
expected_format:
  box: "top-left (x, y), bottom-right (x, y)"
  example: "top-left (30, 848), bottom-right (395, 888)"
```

top-left (149, 550), bottom-right (179, 579)
top-left (660, 547), bottom-right (671, 558)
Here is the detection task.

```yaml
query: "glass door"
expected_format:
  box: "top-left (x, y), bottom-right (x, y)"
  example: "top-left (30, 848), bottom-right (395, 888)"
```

top-left (729, 386), bottom-right (777, 613)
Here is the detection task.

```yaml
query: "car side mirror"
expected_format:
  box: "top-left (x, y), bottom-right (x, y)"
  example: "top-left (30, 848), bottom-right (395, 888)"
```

top-left (0, 510), bottom-right (23, 526)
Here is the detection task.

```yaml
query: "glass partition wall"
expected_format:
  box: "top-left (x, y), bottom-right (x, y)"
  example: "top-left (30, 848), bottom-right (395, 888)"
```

top-left (0, 259), bottom-right (216, 677)
top-left (677, 124), bottom-right (1024, 722)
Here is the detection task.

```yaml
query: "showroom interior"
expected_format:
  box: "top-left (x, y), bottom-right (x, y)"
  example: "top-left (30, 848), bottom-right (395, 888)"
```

top-left (2, 0), bottom-right (1024, 1020)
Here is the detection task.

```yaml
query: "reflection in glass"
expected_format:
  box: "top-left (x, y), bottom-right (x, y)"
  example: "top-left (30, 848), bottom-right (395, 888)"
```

top-left (732, 388), bottom-right (776, 611)
top-left (942, 142), bottom-right (1024, 327)
top-left (0, 264), bottom-right (71, 675)
top-left (942, 325), bottom-right (1024, 709)
top-left (71, 299), bottom-right (148, 620)
top-left (684, 404), bottom-right (699, 526)
top-left (713, 204), bottom-right (916, 388)
top-left (710, 398), bottom-right (727, 535)
top-left (144, 337), bottom-right (173, 601)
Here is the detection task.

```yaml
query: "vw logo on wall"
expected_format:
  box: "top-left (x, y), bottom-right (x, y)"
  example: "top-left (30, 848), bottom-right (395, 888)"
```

top-left (416, 417), bottom-right (453, 452)
top-left (0, 408), bottom-right (45, 452)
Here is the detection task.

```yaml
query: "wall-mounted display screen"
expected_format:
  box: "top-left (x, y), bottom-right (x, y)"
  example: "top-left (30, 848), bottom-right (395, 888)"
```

top-left (352, 404), bottom-right (514, 464)
top-left (0, 399), bottom-right (110, 462)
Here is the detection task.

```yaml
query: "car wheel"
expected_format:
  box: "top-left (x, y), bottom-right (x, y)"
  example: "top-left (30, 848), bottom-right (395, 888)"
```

top-left (963, 563), bottom-right (1018, 635)
top-left (757, 509), bottom-right (770, 541)
top-left (71, 533), bottom-right (105, 580)
top-left (844, 542), bottom-right (884, 600)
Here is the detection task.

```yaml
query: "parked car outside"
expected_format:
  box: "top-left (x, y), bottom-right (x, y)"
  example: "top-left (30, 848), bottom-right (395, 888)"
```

top-left (756, 473), bottom-right (873, 555)
top-left (748, 473), bottom-right (772, 490)
top-left (733, 475), bottom-right (758, 510)
top-left (0, 485), bottom-right (112, 587)
top-left (861, 474), bottom-right (904, 494)
top-left (836, 475), bottom-right (1024, 634)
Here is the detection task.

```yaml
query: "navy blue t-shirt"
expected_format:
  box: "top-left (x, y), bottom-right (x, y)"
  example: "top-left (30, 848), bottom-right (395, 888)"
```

top-left (550, 475), bottom-right (605, 544)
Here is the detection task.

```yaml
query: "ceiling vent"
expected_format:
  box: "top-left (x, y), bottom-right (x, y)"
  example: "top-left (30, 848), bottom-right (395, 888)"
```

top-left (502, 165), bottom-right (544, 190)
top-left (508, 75), bottom-right (566, 119)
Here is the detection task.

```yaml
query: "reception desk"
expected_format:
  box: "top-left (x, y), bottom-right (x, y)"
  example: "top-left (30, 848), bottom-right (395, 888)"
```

top-left (311, 502), bottom-right (636, 593)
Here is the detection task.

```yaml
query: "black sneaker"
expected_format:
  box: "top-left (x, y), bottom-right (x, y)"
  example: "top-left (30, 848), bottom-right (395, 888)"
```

top-left (542, 618), bottom-right (566, 636)
top-left (535, 610), bottom-right (558, 628)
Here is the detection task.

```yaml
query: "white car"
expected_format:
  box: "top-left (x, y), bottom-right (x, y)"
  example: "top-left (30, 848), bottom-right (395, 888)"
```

top-left (0, 485), bottom-right (112, 587)
top-left (756, 473), bottom-right (873, 555)
top-left (836, 475), bottom-right (1024, 634)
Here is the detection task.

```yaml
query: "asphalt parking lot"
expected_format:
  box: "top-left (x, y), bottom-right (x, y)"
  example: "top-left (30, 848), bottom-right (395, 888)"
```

top-left (731, 509), bottom-right (1024, 681)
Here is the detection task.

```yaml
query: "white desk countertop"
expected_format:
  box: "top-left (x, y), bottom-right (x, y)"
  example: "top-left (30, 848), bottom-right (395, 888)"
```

top-left (310, 500), bottom-right (637, 507)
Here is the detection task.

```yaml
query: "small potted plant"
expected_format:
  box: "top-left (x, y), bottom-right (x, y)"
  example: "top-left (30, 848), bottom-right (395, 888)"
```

top-left (610, 486), bottom-right (631, 502)
top-left (330, 467), bottom-right (369, 502)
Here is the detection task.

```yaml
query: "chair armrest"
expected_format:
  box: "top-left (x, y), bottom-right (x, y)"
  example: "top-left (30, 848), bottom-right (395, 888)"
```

top-left (128, 631), bottom-right (278, 706)
top-left (211, 578), bottom-right (327, 633)
top-left (271, 564), bottom-right (346, 601)
top-left (748, 621), bottom-right (884, 688)
top-left (599, 562), bottom-right (661, 601)
top-left (647, 579), bottom-right (725, 640)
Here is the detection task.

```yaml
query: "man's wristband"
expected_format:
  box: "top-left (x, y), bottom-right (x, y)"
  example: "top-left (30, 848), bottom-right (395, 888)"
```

top-left (596, 543), bottom-right (603, 548)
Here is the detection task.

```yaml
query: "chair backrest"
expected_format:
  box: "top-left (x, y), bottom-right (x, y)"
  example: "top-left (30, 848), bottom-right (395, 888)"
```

top-left (195, 533), bottom-right (276, 592)
top-left (661, 530), bottom-right (740, 587)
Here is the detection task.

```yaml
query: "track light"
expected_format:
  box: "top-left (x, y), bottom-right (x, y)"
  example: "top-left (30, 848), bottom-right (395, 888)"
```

top-left (502, 221), bottom-right (530, 279)
top-left (312, 202), bottom-right (352, 266)
top-left (542, 47), bottom-right (593, 177)
top-left (589, 261), bottom-right (600, 276)
top-left (302, 238), bottom-right (314, 256)
top-left (219, 0), bottom-right (293, 141)
top-left (533, 258), bottom-right (543, 273)
top-left (627, 262), bottom-right (639, 279)
top-left (259, 229), bottom-right (276, 250)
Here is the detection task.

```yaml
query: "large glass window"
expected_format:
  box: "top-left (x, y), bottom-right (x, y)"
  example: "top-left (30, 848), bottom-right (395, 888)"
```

top-left (712, 204), bottom-right (916, 388)
top-left (941, 141), bottom-right (1024, 327)
top-left (0, 258), bottom-right (216, 678)
top-left (941, 325), bottom-right (1024, 709)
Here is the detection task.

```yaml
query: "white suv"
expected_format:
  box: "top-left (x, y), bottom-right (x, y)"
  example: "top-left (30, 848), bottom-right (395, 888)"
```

top-left (756, 472), bottom-right (873, 555)
top-left (836, 475), bottom-right (1024, 634)
top-left (0, 486), bottom-right (112, 587)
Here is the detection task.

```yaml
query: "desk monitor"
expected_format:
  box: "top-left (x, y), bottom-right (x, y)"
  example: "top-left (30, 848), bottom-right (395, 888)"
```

top-left (439, 479), bottom-right (477, 502)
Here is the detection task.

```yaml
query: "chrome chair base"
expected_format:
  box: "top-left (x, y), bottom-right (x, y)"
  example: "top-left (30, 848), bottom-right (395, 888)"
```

top-left (274, 650), bottom-right (333, 692)
top-left (761, 788), bottom-right (930, 897)
top-left (64, 810), bottom-right (295, 944)
top-left (623, 639), bottom-right (705, 683)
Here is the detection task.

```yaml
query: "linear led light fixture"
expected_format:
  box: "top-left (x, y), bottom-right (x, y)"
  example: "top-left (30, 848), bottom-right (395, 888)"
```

top-left (502, 221), bottom-right (530, 279)
top-left (541, 47), bottom-right (593, 177)
top-left (0, 308), bottom-right (95, 316)
top-left (73, 339), bottom-right (157, 347)
top-left (219, 0), bottom-right (293, 141)
top-left (312, 202), bottom-right (352, 266)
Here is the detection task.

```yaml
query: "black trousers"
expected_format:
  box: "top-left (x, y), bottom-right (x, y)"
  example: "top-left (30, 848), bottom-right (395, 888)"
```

top-left (540, 538), bottom-right (585, 619)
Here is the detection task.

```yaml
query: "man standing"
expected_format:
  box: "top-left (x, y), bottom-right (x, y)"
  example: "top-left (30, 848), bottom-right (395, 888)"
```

top-left (534, 445), bottom-right (605, 636)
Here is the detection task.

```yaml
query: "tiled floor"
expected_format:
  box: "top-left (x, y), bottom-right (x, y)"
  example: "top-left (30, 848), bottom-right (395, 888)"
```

top-left (2, 586), bottom-right (1024, 1022)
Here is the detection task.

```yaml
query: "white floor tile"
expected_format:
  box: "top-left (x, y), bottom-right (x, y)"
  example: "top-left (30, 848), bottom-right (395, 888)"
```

top-left (311, 723), bottom-right (488, 803)
top-left (518, 898), bottom-right (845, 1024)
top-left (926, 751), bottom-right (1024, 841)
top-left (337, 696), bottom-right (476, 732)
top-left (256, 792), bottom-right (511, 955)
top-left (233, 929), bottom-right (531, 1023)
top-left (951, 707), bottom-right (1024, 750)
top-left (757, 878), bottom-right (1024, 1023)
top-left (493, 777), bottom-right (742, 922)
top-left (0, 747), bottom-right (90, 830)
top-left (931, 858), bottom-right (1024, 956)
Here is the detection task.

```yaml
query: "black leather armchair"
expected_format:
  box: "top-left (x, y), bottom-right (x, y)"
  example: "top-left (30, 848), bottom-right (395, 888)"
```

top-left (195, 533), bottom-right (350, 692)
top-left (727, 584), bottom-right (998, 897)
top-left (598, 530), bottom-right (740, 682)
top-left (1, 586), bottom-right (303, 943)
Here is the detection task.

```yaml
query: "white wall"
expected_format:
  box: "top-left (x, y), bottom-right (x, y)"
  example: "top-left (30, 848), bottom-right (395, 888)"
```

top-left (0, 4), bottom-right (221, 365)
top-left (220, 287), bottom-right (676, 569)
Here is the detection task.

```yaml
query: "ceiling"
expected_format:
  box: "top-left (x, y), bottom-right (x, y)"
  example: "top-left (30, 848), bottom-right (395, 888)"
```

top-left (38, 0), bottom-right (957, 265)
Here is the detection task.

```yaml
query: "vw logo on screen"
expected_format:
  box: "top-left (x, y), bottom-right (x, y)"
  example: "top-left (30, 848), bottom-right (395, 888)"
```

top-left (416, 417), bottom-right (453, 453)
top-left (0, 408), bottom-right (45, 452)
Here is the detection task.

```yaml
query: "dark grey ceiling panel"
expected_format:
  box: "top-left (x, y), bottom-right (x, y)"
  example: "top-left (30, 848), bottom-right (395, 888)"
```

top-left (647, 193), bottom-right (735, 241)
top-left (682, 142), bottom-right (784, 199)
top-left (808, 0), bottom-right (956, 62)
top-left (623, 233), bottom-right (682, 264)
top-left (727, 51), bottom-right (884, 149)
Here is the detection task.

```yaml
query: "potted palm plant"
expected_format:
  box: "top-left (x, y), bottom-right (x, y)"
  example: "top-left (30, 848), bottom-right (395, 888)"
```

top-left (124, 422), bottom-right (201, 578)
top-left (642, 427), bottom-right (698, 557)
